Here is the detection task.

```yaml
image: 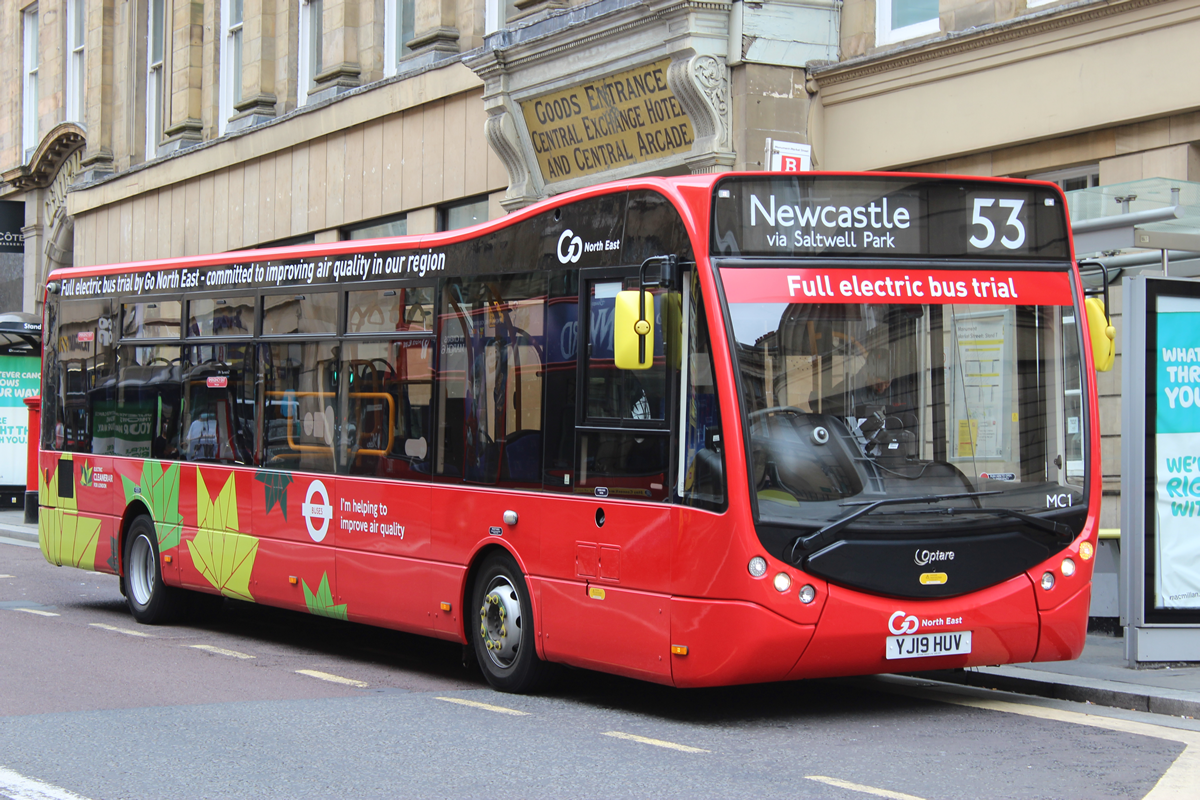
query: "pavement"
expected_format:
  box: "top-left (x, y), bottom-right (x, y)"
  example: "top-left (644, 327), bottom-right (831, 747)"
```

top-left (3, 507), bottom-right (1198, 718)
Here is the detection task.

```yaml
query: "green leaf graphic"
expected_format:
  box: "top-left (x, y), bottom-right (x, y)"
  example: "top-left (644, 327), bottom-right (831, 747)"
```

top-left (303, 572), bottom-right (348, 621)
top-left (255, 470), bottom-right (293, 521)
top-left (122, 461), bottom-right (183, 551)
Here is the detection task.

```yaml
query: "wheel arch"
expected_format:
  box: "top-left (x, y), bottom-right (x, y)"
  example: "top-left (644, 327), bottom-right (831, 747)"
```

top-left (461, 541), bottom-right (546, 661)
top-left (117, 499), bottom-right (154, 577)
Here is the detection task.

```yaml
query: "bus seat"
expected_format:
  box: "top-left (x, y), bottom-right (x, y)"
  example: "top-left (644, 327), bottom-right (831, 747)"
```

top-left (500, 430), bottom-right (542, 483)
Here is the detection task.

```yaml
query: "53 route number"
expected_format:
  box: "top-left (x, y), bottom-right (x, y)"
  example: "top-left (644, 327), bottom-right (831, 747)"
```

top-left (968, 198), bottom-right (1026, 250)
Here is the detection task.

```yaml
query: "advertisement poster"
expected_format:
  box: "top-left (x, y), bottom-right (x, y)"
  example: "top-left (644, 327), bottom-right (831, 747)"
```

top-left (950, 310), bottom-right (1012, 461)
top-left (93, 401), bottom-right (156, 458)
top-left (1155, 295), bottom-right (1200, 609)
top-left (0, 355), bottom-right (39, 485)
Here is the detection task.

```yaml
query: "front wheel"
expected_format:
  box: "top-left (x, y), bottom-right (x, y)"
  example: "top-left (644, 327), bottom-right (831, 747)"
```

top-left (124, 516), bottom-right (185, 624)
top-left (471, 551), bottom-right (548, 693)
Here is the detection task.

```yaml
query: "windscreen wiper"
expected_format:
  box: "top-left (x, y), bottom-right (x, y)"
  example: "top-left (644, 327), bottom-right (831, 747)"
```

top-left (896, 506), bottom-right (1076, 542)
top-left (788, 491), bottom-right (1002, 564)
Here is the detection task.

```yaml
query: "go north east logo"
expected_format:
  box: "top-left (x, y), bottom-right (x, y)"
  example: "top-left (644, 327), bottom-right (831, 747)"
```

top-left (556, 229), bottom-right (620, 264)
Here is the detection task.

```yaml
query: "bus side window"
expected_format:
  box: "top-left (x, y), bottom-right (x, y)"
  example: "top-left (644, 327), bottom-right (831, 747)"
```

top-left (261, 341), bottom-right (339, 473)
top-left (541, 273), bottom-right (578, 492)
top-left (108, 345), bottom-right (181, 459)
top-left (680, 273), bottom-right (725, 509)
top-left (434, 274), bottom-right (547, 487)
top-left (181, 344), bottom-right (255, 464)
top-left (338, 337), bottom-right (433, 479)
top-left (41, 300), bottom-right (58, 451)
top-left (51, 299), bottom-right (115, 453)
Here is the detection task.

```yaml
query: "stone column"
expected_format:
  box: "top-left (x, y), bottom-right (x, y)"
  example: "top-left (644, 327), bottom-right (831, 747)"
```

top-left (408, 0), bottom-right (459, 58)
top-left (80, 0), bottom-right (115, 178)
top-left (162, 0), bottom-right (203, 152)
top-left (311, 0), bottom-right (361, 99)
top-left (511, 0), bottom-right (566, 23)
top-left (232, 0), bottom-right (279, 128)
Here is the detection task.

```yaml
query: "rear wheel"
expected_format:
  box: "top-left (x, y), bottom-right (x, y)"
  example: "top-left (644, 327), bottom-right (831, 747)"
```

top-left (124, 515), bottom-right (185, 624)
top-left (471, 551), bottom-right (548, 693)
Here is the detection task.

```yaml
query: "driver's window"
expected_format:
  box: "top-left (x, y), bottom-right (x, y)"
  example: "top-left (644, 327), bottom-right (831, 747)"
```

top-left (584, 280), bottom-right (668, 424)
top-left (575, 276), bottom-right (677, 503)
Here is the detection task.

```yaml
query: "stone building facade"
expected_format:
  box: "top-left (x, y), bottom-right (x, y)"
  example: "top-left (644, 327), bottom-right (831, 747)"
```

top-left (0, 0), bottom-right (842, 316)
top-left (808, 0), bottom-right (1200, 537)
top-left (5, 0), bottom-right (1195, 535)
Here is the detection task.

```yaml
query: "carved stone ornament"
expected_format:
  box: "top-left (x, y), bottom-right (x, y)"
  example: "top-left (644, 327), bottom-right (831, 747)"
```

top-left (484, 107), bottom-right (537, 212)
top-left (43, 148), bottom-right (84, 281)
top-left (2, 122), bottom-right (86, 191)
top-left (667, 54), bottom-right (735, 172)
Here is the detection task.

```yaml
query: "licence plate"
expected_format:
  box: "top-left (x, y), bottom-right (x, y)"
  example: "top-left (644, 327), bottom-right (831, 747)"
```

top-left (885, 630), bottom-right (972, 660)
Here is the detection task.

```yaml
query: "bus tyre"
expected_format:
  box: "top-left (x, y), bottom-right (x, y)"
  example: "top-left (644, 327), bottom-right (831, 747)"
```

top-left (124, 516), bottom-right (185, 624)
top-left (471, 552), bottom-right (547, 694)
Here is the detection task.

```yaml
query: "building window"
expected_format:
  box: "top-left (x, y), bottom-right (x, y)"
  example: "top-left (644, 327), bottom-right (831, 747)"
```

top-left (384, 0), bottom-right (415, 76)
top-left (298, 0), bottom-right (323, 106)
top-left (437, 197), bottom-right (489, 232)
top-left (1028, 166), bottom-right (1101, 193)
top-left (345, 214), bottom-right (408, 240)
top-left (146, 0), bottom-right (166, 159)
top-left (485, 0), bottom-right (521, 34)
top-left (219, 0), bottom-right (244, 134)
top-left (66, 0), bottom-right (85, 124)
top-left (876, 0), bottom-right (940, 46)
top-left (23, 6), bottom-right (39, 158)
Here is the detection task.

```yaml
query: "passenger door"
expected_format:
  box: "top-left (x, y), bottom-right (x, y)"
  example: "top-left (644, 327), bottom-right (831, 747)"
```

top-left (536, 270), bottom-right (677, 682)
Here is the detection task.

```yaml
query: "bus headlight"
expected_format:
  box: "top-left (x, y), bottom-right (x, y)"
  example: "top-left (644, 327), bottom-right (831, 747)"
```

top-left (748, 557), bottom-right (767, 578)
top-left (773, 572), bottom-right (792, 593)
top-left (1061, 558), bottom-right (1076, 577)
top-left (1041, 571), bottom-right (1055, 590)
top-left (798, 584), bottom-right (816, 604)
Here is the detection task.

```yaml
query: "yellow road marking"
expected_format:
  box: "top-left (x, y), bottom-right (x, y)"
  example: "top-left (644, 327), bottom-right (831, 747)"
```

top-left (601, 731), bottom-right (709, 754)
top-left (11, 608), bottom-right (58, 617)
top-left (938, 695), bottom-right (1200, 800)
top-left (295, 669), bottom-right (367, 688)
top-left (0, 574), bottom-right (15, 578)
top-left (435, 697), bottom-right (530, 716)
top-left (189, 644), bottom-right (255, 659)
top-left (806, 776), bottom-right (926, 800)
top-left (90, 623), bottom-right (153, 638)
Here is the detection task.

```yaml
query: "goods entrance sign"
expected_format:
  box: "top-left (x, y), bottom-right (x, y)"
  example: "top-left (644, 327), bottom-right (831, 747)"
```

top-left (521, 59), bottom-right (693, 183)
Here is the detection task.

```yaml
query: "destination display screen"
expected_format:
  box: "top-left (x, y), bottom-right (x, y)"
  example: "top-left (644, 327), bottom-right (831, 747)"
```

top-left (711, 176), bottom-right (1071, 260)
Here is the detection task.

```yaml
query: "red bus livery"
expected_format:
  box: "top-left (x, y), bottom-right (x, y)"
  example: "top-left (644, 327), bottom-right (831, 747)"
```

top-left (38, 173), bottom-right (1101, 692)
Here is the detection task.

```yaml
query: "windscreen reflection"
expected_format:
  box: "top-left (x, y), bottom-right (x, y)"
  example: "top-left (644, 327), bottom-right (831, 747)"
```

top-left (730, 298), bottom-right (1086, 528)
